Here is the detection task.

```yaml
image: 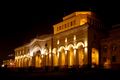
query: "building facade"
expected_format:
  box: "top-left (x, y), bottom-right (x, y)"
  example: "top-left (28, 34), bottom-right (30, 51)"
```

top-left (14, 11), bottom-right (120, 69)
top-left (2, 59), bottom-right (15, 67)
top-left (101, 25), bottom-right (120, 68)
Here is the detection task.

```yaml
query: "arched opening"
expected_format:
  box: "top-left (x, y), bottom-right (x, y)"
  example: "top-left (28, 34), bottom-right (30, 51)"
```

top-left (23, 57), bottom-right (28, 67)
top-left (68, 45), bottom-right (74, 67)
top-left (35, 55), bottom-right (41, 67)
top-left (78, 45), bottom-right (84, 67)
top-left (91, 48), bottom-right (99, 67)
top-left (33, 50), bottom-right (42, 68)
top-left (21, 58), bottom-right (24, 67)
top-left (28, 58), bottom-right (31, 67)
top-left (59, 47), bottom-right (66, 67)
top-left (30, 45), bottom-right (41, 57)
top-left (52, 48), bottom-right (58, 66)
top-left (18, 59), bottom-right (21, 67)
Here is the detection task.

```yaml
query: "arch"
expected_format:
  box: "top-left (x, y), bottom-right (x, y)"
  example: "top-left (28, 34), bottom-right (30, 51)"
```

top-left (67, 44), bottom-right (74, 50)
top-left (18, 59), bottom-right (21, 67)
top-left (32, 52), bottom-right (42, 68)
top-left (30, 45), bottom-right (41, 56)
top-left (76, 42), bottom-right (85, 49)
top-left (77, 42), bottom-right (85, 67)
top-left (23, 57), bottom-right (28, 67)
top-left (34, 54), bottom-right (42, 67)
top-left (52, 48), bottom-right (58, 66)
top-left (58, 46), bottom-right (65, 52)
top-left (67, 44), bottom-right (74, 67)
top-left (31, 43), bottom-right (41, 50)
top-left (59, 46), bottom-right (66, 67)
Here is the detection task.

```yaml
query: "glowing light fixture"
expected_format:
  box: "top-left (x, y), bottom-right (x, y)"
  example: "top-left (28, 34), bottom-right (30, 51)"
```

top-left (74, 35), bottom-right (76, 41)
top-left (1, 64), bottom-right (4, 67)
top-left (57, 40), bottom-right (59, 45)
top-left (65, 38), bottom-right (67, 43)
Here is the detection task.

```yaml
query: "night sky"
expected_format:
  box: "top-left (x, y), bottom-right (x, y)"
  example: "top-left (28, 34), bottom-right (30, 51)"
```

top-left (0, 0), bottom-right (120, 65)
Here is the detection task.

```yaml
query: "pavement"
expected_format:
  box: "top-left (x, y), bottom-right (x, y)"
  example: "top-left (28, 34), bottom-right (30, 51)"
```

top-left (0, 67), bottom-right (120, 80)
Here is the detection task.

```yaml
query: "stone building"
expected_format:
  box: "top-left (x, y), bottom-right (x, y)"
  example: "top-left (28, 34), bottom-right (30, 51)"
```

top-left (14, 11), bottom-right (120, 69)
top-left (101, 24), bottom-right (120, 68)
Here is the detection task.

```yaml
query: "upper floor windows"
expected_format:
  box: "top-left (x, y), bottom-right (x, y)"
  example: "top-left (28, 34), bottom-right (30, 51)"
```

top-left (57, 20), bottom-right (76, 31)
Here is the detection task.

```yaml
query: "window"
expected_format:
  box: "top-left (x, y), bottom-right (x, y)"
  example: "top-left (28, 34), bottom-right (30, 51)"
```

top-left (65, 24), bottom-right (66, 28)
top-left (59, 26), bottom-right (61, 30)
top-left (57, 27), bottom-right (59, 31)
top-left (67, 23), bottom-right (69, 27)
top-left (103, 47), bottom-right (107, 53)
top-left (70, 21), bottom-right (72, 26)
top-left (112, 45), bottom-right (117, 51)
top-left (112, 56), bottom-right (116, 62)
top-left (23, 50), bottom-right (24, 54)
top-left (20, 51), bottom-right (21, 55)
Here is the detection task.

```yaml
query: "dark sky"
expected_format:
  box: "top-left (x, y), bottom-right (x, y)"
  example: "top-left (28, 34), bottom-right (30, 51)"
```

top-left (0, 0), bottom-right (120, 65)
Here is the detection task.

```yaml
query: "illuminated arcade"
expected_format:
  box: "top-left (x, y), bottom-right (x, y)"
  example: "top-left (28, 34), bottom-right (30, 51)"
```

top-left (13, 11), bottom-right (120, 69)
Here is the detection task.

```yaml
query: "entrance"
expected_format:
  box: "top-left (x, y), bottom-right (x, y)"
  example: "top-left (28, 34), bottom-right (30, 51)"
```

top-left (33, 51), bottom-right (42, 68)
top-left (78, 46), bottom-right (84, 67)
top-left (68, 47), bottom-right (74, 67)
top-left (91, 48), bottom-right (99, 67)
top-left (59, 48), bottom-right (66, 67)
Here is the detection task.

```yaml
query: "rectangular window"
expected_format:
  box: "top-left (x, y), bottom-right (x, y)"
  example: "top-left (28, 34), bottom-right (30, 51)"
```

top-left (67, 23), bottom-right (69, 27)
top-left (57, 27), bottom-right (59, 31)
top-left (70, 21), bottom-right (72, 26)
top-left (23, 50), bottom-right (24, 54)
top-left (112, 56), bottom-right (116, 62)
top-left (65, 24), bottom-right (66, 28)
top-left (59, 26), bottom-right (61, 30)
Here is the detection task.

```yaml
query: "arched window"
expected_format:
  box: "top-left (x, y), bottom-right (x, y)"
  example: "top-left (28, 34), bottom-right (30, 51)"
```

top-left (102, 46), bottom-right (107, 54)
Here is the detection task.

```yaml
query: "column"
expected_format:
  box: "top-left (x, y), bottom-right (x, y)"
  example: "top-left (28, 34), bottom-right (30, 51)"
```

top-left (65, 50), bottom-right (68, 68)
top-left (74, 49), bottom-right (77, 67)
top-left (84, 47), bottom-right (88, 65)
top-left (49, 53), bottom-right (52, 67)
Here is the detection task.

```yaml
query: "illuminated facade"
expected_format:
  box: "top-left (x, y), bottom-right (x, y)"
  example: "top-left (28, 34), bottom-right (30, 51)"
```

top-left (14, 11), bottom-right (120, 69)
top-left (2, 59), bottom-right (15, 67)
